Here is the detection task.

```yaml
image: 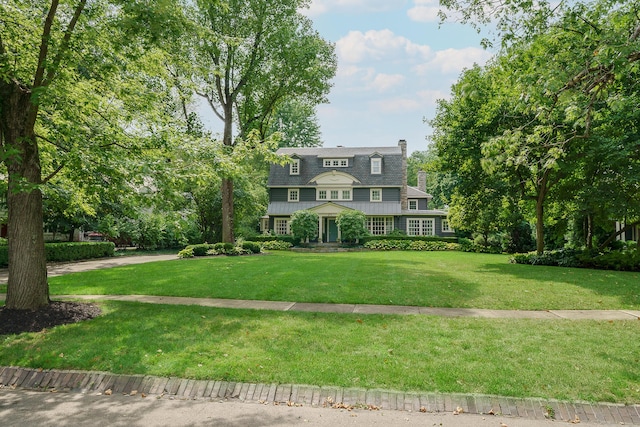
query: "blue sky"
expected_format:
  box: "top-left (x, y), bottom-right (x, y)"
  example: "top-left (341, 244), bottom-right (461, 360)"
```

top-left (302, 0), bottom-right (495, 154)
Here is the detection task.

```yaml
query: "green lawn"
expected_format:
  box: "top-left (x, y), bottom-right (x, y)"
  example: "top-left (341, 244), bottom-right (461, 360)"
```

top-left (2, 251), bottom-right (640, 404)
top-left (1, 301), bottom-right (638, 404)
top-left (47, 251), bottom-right (640, 310)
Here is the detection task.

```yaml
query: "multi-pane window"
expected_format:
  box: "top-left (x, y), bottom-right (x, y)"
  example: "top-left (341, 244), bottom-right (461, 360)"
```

top-left (371, 158), bottom-right (382, 174)
top-left (442, 219), bottom-right (453, 232)
top-left (290, 159), bottom-right (300, 175)
top-left (274, 219), bottom-right (290, 235)
top-left (407, 218), bottom-right (435, 236)
top-left (408, 200), bottom-right (418, 210)
top-left (323, 159), bottom-right (348, 167)
top-left (367, 217), bottom-right (393, 235)
top-left (288, 189), bottom-right (299, 202)
top-left (370, 188), bottom-right (382, 202)
top-left (317, 188), bottom-right (352, 201)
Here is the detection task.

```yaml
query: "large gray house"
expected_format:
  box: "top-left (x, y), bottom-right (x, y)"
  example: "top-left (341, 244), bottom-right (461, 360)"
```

top-left (262, 140), bottom-right (454, 242)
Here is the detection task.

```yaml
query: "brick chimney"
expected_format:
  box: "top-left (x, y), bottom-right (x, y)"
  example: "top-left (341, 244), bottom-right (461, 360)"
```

top-left (399, 139), bottom-right (407, 210)
top-left (418, 170), bottom-right (427, 193)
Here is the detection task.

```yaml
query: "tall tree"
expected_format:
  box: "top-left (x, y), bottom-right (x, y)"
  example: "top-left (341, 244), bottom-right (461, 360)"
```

top-left (186, 0), bottom-right (336, 242)
top-left (0, 1), bottom-right (184, 309)
top-left (268, 99), bottom-right (323, 148)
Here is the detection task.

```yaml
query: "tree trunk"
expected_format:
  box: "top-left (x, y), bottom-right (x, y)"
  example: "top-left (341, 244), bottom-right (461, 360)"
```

top-left (535, 195), bottom-right (545, 255)
top-left (1, 81), bottom-right (49, 310)
top-left (221, 177), bottom-right (234, 243)
top-left (585, 214), bottom-right (593, 249)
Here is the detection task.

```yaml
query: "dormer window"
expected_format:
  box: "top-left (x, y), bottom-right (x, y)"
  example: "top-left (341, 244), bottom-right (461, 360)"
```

top-left (323, 158), bottom-right (348, 167)
top-left (371, 158), bottom-right (382, 174)
top-left (408, 200), bottom-right (418, 210)
top-left (290, 159), bottom-right (300, 175)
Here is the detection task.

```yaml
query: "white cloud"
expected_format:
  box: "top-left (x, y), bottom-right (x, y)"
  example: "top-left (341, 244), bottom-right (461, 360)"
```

top-left (414, 47), bottom-right (493, 75)
top-left (336, 29), bottom-right (431, 64)
top-left (407, 0), bottom-right (440, 23)
top-left (371, 74), bottom-right (405, 92)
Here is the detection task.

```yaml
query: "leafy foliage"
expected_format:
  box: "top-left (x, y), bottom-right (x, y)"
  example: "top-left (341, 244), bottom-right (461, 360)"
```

top-left (336, 210), bottom-right (369, 244)
top-left (290, 210), bottom-right (319, 244)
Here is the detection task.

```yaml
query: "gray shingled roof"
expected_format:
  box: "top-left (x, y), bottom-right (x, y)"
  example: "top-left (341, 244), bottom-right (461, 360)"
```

top-left (269, 146), bottom-right (404, 187)
top-left (407, 186), bottom-right (432, 199)
top-left (268, 201), bottom-right (401, 216)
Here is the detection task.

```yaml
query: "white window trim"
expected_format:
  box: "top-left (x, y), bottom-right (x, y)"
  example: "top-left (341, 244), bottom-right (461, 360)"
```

top-left (408, 199), bottom-right (418, 210)
top-left (407, 218), bottom-right (435, 236)
top-left (323, 158), bottom-right (348, 167)
top-left (288, 188), bottom-right (299, 202)
top-left (316, 188), bottom-right (352, 201)
top-left (370, 188), bottom-right (382, 202)
top-left (274, 218), bottom-right (290, 235)
top-left (442, 219), bottom-right (454, 232)
top-left (371, 158), bottom-right (382, 174)
top-left (289, 159), bottom-right (300, 175)
top-left (367, 216), bottom-right (394, 235)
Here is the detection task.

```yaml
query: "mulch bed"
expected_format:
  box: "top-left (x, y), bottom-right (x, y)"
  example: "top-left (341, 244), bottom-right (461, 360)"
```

top-left (0, 301), bottom-right (101, 335)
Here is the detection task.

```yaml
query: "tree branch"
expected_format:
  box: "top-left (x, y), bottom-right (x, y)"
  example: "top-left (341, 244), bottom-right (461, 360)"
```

top-left (33, 0), bottom-right (60, 87)
top-left (195, 90), bottom-right (224, 121)
top-left (35, 133), bottom-right (70, 152)
top-left (42, 162), bottom-right (65, 184)
top-left (41, 0), bottom-right (87, 87)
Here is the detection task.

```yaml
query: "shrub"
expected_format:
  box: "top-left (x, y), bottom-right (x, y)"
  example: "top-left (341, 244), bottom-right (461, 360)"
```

top-left (189, 243), bottom-right (213, 256)
top-left (241, 241), bottom-right (262, 254)
top-left (290, 210), bottom-right (319, 244)
top-left (364, 239), bottom-right (460, 251)
top-left (510, 248), bottom-right (640, 271)
top-left (336, 210), bottom-right (368, 244)
top-left (0, 242), bottom-right (115, 267)
top-left (261, 240), bottom-right (293, 251)
top-left (247, 235), bottom-right (298, 245)
top-left (177, 247), bottom-right (195, 258)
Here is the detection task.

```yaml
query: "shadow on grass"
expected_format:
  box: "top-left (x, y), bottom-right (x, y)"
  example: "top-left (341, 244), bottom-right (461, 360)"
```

top-left (480, 262), bottom-right (640, 308)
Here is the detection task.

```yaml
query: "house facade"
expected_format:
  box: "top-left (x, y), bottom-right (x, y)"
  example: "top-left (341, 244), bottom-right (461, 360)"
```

top-left (263, 140), bottom-right (454, 242)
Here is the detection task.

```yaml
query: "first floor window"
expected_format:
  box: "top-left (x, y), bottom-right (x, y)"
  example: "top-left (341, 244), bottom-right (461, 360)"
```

top-left (407, 218), bottom-right (435, 236)
top-left (275, 218), bottom-right (290, 235)
top-left (442, 219), bottom-right (453, 232)
top-left (368, 217), bottom-right (394, 235)
top-left (288, 189), bottom-right (299, 202)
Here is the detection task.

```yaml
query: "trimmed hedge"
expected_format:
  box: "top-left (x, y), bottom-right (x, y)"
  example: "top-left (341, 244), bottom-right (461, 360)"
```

top-left (511, 248), bottom-right (640, 271)
top-left (361, 235), bottom-right (458, 244)
top-left (245, 235), bottom-right (298, 245)
top-left (0, 242), bottom-right (115, 267)
top-left (364, 239), bottom-right (460, 251)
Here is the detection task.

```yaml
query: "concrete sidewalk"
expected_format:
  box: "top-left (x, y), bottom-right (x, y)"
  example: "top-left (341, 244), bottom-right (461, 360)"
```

top-left (1, 367), bottom-right (638, 426)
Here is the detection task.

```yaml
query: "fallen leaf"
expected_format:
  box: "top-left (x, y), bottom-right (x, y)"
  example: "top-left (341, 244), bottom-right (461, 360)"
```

top-left (571, 414), bottom-right (581, 424)
top-left (500, 423), bottom-right (508, 427)
top-left (419, 406), bottom-right (427, 413)
top-left (487, 408), bottom-right (496, 415)
top-left (104, 389), bottom-right (112, 396)
top-left (453, 406), bottom-right (464, 415)
top-left (130, 390), bottom-right (138, 396)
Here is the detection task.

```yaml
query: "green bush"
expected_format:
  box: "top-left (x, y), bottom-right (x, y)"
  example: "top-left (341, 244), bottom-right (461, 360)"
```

top-left (361, 235), bottom-right (458, 244)
top-left (188, 243), bottom-right (213, 257)
top-left (177, 247), bottom-right (195, 258)
top-left (261, 240), bottom-right (293, 251)
top-left (364, 239), bottom-right (460, 251)
top-left (290, 210), bottom-right (319, 244)
top-left (336, 210), bottom-right (368, 244)
top-left (0, 242), bottom-right (115, 267)
top-left (241, 241), bottom-right (262, 254)
top-left (246, 235), bottom-right (298, 245)
top-left (510, 248), bottom-right (640, 271)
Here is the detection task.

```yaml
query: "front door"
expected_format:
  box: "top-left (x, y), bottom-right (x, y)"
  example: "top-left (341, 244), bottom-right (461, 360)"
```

top-left (327, 219), bottom-right (339, 242)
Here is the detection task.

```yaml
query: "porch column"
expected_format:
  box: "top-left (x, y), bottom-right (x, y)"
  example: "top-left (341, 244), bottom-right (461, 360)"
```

top-left (318, 215), bottom-right (324, 243)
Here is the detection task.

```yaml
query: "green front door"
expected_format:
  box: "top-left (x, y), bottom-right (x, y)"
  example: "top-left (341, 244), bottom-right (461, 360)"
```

top-left (327, 219), bottom-right (338, 242)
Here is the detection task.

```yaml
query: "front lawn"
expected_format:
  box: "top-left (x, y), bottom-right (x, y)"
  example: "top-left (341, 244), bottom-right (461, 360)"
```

top-left (1, 301), bottom-right (638, 404)
top-left (47, 251), bottom-right (640, 310)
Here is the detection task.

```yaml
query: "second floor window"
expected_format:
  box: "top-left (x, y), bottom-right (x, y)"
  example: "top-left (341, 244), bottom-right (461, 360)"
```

top-left (288, 189), bottom-right (299, 202)
top-left (323, 159), bottom-right (348, 167)
top-left (408, 200), bottom-right (418, 210)
top-left (371, 158), bottom-right (381, 174)
top-left (290, 159), bottom-right (300, 175)
top-left (370, 188), bottom-right (382, 202)
top-left (317, 188), bottom-right (351, 201)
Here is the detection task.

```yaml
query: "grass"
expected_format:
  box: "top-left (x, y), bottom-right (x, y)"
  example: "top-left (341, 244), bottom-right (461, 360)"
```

top-left (2, 251), bottom-right (640, 404)
top-left (46, 251), bottom-right (640, 310)
top-left (1, 300), bottom-right (639, 404)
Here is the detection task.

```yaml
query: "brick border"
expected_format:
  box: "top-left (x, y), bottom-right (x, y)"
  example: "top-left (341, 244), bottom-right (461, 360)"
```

top-left (1, 367), bottom-right (638, 424)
